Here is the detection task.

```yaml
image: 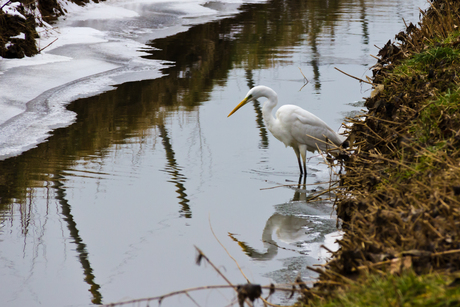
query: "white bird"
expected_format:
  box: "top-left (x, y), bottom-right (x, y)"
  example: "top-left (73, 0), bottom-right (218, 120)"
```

top-left (228, 85), bottom-right (346, 176)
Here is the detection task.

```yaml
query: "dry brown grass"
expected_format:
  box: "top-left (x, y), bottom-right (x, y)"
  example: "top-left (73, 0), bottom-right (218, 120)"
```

top-left (300, 0), bottom-right (460, 304)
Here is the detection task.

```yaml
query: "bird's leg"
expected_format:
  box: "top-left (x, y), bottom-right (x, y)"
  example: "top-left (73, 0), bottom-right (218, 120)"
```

top-left (299, 145), bottom-right (308, 178)
top-left (293, 148), bottom-right (304, 175)
top-left (298, 173), bottom-right (306, 185)
top-left (298, 156), bottom-right (305, 176)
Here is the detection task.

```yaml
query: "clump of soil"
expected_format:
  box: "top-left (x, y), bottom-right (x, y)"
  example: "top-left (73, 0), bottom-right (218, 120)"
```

top-left (0, 3), bottom-right (39, 58)
top-left (301, 0), bottom-right (460, 303)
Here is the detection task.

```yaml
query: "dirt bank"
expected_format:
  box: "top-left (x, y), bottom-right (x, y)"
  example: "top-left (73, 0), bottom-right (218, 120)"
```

top-left (301, 0), bottom-right (460, 304)
top-left (0, 0), bottom-right (98, 58)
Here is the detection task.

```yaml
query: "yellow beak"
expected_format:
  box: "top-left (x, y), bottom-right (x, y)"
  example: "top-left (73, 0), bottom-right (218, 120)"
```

top-left (228, 97), bottom-right (249, 117)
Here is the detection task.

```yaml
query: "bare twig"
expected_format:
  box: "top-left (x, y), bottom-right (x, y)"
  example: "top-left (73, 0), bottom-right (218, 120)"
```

top-left (185, 292), bottom-right (202, 307)
top-left (102, 285), bottom-right (236, 307)
top-left (402, 17), bottom-right (408, 28)
top-left (262, 240), bottom-right (306, 254)
top-left (209, 215), bottom-right (251, 283)
top-left (195, 246), bottom-right (236, 290)
top-left (103, 283), bottom-right (309, 307)
top-left (299, 67), bottom-right (309, 83)
top-left (38, 38), bottom-right (58, 53)
top-left (260, 297), bottom-right (285, 307)
top-left (334, 67), bottom-right (373, 85)
top-left (260, 181), bottom-right (338, 190)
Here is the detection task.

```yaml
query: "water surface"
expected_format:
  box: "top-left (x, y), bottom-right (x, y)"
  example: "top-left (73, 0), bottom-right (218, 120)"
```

top-left (0, 0), bottom-right (427, 306)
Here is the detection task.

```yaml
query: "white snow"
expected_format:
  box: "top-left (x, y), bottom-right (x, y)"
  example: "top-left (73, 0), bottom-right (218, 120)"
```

top-left (0, 0), bottom-right (265, 160)
top-left (59, 0), bottom-right (140, 20)
top-left (1, 1), bottom-right (26, 19)
top-left (11, 33), bottom-right (26, 39)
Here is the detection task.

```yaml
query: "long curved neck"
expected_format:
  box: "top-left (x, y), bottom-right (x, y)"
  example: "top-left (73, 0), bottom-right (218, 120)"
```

top-left (261, 90), bottom-right (278, 130)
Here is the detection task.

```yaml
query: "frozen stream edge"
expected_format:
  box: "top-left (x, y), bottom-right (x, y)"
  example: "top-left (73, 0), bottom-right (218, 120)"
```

top-left (0, 0), bottom-right (264, 159)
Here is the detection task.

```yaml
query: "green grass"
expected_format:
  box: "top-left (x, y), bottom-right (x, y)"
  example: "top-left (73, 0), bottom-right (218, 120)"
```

top-left (305, 271), bottom-right (460, 307)
top-left (409, 46), bottom-right (460, 66)
top-left (379, 86), bottom-right (460, 184)
top-left (438, 31), bottom-right (460, 45)
top-left (413, 87), bottom-right (460, 144)
top-left (390, 46), bottom-right (460, 80)
top-left (389, 31), bottom-right (460, 80)
top-left (435, 87), bottom-right (460, 113)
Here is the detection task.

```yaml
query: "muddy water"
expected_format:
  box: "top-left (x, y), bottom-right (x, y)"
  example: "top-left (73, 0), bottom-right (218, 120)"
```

top-left (0, 0), bottom-right (426, 306)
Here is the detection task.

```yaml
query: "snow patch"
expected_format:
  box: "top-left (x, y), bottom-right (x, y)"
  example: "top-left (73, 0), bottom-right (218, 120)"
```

top-left (0, 0), bottom-right (266, 160)
top-left (11, 33), bottom-right (26, 39)
top-left (1, 1), bottom-right (26, 19)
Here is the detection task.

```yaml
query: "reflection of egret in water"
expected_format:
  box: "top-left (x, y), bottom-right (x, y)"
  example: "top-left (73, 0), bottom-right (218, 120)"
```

top-left (53, 173), bottom-right (103, 304)
top-left (245, 69), bottom-right (269, 149)
top-left (158, 125), bottom-right (191, 218)
top-left (231, 183), bottom-right (337, 262)
top-left (230, 213), bottom-right (321, 261)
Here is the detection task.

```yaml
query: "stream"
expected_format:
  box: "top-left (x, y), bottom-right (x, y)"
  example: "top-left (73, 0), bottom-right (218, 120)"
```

top-left (0, 0), bottom-right (427, 305)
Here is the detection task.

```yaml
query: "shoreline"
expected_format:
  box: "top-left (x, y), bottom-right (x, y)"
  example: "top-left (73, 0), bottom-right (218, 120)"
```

top-left (0, 0), bottom-right (248, 159)
top-left (301, 0), bottom-right (460, 305)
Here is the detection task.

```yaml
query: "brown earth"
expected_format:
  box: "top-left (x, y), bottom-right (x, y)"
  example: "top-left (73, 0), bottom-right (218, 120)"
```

top-left (300, 0), bottom-right (460, 303)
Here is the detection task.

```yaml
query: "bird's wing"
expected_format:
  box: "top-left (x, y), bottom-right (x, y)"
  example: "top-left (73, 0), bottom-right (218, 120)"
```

top-left (277, 105), bottom-right (344, 150)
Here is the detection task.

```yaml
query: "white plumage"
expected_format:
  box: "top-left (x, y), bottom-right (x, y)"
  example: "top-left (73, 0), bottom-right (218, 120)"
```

top-left (228, 85), bottom-right (346, 175)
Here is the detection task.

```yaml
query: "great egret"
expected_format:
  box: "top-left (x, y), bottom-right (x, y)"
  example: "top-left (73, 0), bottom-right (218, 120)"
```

top-left (228, 85), bottom-right (346, 175)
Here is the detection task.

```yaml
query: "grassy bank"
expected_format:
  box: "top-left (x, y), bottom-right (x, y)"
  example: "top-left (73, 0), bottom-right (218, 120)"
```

top-left (299, 0), bottom-right (460, 305)
top-left (308, 271), bottom-right (460, 306)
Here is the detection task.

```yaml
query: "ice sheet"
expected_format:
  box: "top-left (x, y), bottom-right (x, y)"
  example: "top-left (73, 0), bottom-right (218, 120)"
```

top-left (0, 0), bottom-right (264, 160)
